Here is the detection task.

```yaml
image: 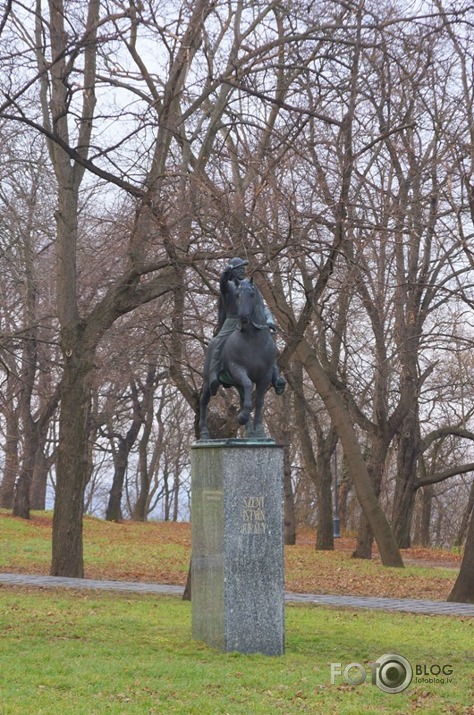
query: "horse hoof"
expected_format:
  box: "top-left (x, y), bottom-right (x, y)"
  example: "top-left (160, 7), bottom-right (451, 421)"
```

top-left (199, 429), bottom-right (210, 440)
top-left (238, 412), bottom-right (249, 425)
top-left (254, 424), bottom-right (267, 438)
top-left (274, 377), bottom-right (286, 395)
top-left (245, 424), bottom-right (255, 438)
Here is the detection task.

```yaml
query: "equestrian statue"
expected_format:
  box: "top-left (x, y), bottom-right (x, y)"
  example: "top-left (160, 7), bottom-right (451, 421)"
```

top-left (199, 257), bottom-right (286, 440)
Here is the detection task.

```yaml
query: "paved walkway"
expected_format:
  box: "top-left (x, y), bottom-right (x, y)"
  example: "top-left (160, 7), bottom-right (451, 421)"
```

top-left (1, 572), bottom-right (473, 617)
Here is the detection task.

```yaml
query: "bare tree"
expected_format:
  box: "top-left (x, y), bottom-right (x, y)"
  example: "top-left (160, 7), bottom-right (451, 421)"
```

top-left (448, 508), bottom-right (474, 603)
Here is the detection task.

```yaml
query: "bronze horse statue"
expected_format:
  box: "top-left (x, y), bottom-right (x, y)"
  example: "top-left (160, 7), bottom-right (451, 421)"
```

top-left (199, 278), bottom-right (277, 440)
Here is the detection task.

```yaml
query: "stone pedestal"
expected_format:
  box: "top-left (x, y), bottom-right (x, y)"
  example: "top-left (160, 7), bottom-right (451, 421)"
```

top-left (191, 439), bottom-right (285, 656)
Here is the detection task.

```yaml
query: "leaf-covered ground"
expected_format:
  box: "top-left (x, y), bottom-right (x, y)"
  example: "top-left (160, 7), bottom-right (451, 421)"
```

top-left (0, 512), bottom-right (461, 601)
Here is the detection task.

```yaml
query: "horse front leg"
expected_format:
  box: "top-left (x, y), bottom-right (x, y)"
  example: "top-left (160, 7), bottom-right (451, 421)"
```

top-left (252, 380), bottom-right (268, 438)
top-left (236, 374), bottom-right (253, 426)
top-left (198, 383), bottom-right (212, 440)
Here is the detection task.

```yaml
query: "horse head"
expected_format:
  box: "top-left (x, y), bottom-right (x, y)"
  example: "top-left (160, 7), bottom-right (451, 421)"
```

top-left (236, 278), bottom-right (253, 327)
top-left (236, 278), bottom-right (264, 330)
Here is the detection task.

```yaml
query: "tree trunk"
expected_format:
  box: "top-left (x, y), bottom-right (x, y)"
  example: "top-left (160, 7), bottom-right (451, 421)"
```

top-left (106, 421), bottom-right (142, 522)
top-left (132, 398), bottom-right (154, 521)
top-left (163, 463), bottom-right (171, 521)
top-left (293, 401), bottom-right (325, 544)
top-left (183, 557), bottom-right (192, 601)
top-left (290, 364), bottom-right (335, 550)
top-left (0, 383), bottom-right (19, 509)
top-left (337, 467), bottom-right (351, 532)
top-left (106, 378), bottom-right (147, 521)
top-left (132, 464), bottom-right (150, 521)
top-left (447, 508), bottom-right (474, 603)
top-left (51, 342), bottom-right (94, 578)
top-left (353, 516), bottom-right (373, 559)
top-left (454, 481), bottom-right (474, 548)
top-left (12, 427), bottom-right (38, 519)
top-left (172, 465), bottom-right (180, 522)
top-left (296, 338), bottom-right (403, 567)
top-left (12, 318), bottom-right (39, 519)
top-left (132, 378), bottom-right (157, 521)
top-left (315, 445), bottom-right (336, 551)
top-left (352, 439), bottom-right (388, 559)
top-left (283, 444), bottom-right (296, 545)
top-left (26, 386), bottom-right (60, 511)
top-left (392, 414), bottom-right (420, 548)
top-left (106, 438), bottom-right (128, 522)
top-left (419, 485), bottom-right (433, 547)
top-left (30, 448), bottom-right (53, 510)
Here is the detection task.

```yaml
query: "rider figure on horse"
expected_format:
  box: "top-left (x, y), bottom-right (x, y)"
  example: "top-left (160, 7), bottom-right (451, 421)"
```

top-left (208, 257), bottom-right (286, 397)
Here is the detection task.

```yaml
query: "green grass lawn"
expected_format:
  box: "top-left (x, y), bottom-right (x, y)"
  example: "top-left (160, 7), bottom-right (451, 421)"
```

top-left (0, 588), bottom-right (471, 715)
